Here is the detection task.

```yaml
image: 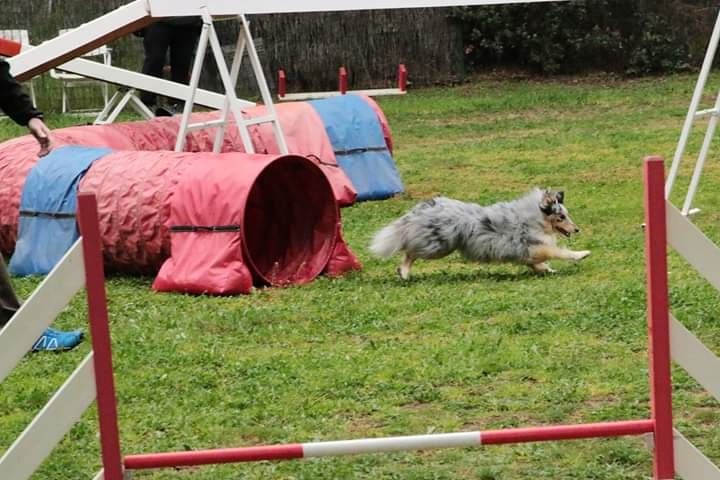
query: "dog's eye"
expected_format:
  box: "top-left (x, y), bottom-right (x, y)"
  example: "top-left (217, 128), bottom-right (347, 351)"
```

top-left (559, 214), bottom-right (566, 220)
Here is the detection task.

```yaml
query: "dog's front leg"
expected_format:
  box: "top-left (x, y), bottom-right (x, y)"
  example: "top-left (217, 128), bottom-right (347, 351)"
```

top-left (530, 262), bottom-right (556, 274)
top-left (529, 245), bottom-right (591, 263)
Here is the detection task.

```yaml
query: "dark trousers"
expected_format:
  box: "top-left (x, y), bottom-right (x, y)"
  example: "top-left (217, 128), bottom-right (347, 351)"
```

top-left (140, 22), bottom-right (202, 107)
top-left (0, 256), bottom-right (20, 328)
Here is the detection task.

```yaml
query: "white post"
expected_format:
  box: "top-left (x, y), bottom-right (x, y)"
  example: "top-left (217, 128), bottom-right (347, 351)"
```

top-left (681, 93), bottom-right (720, 215)
top-left (212, 22), bottom-right (247, 153)
top-left (240, 14), bottom-right (289, 154)
top-left (203, 9), bottom-right (256, 153)
top-left (175, 15), bottom-right (212, 152)
top-left (666, 10), bottom-right (720, 197)
top-left (93, 89), bottom-right (123, 124)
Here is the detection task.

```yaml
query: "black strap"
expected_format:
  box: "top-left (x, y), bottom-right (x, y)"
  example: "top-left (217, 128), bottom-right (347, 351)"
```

top-left (306, 154), bottom-right (339, 167)
top-left (334, 146), bottom-right (388, 156)
top-left (19, 210), bottom-right (76, 219)
top-left (170, 225), bottom-right (241, 233)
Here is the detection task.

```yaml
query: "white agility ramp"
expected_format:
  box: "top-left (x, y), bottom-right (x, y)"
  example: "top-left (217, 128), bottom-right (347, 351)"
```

top-left (149, 0), bottom-right (562, 15)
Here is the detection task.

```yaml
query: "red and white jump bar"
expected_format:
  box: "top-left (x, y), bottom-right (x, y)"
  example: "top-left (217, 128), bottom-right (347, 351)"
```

top-left (123, 419), bottom-right (653, 470)
top-left (278, 64), bottom-right (408, 101)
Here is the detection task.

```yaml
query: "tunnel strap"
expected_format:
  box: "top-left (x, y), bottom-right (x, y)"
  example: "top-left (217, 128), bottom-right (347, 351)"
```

top-left (306, 154), bottom-right (339, 167)
top-left (333, 146), bottom-right (388, 156)
top-left (19, 210), bottom-right (77, 219)
top-left (170, 225), bottom-right (241, 233)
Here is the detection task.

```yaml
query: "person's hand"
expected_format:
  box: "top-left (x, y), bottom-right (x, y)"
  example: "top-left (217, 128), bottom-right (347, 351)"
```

top-left (27, 117), bottom-right (53, 157)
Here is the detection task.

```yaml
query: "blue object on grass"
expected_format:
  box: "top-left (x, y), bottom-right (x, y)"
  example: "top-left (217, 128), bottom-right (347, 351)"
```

top-left (310, 95), bottom-right (403, 201)
top-left (31, 327), bottom-right (84, 352)
top-left (10, 146), bottom-right (112, 275)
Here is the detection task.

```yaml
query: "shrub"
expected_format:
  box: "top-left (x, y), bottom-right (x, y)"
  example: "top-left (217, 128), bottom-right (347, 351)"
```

top-left (451, 0), bottom-right (704, 75)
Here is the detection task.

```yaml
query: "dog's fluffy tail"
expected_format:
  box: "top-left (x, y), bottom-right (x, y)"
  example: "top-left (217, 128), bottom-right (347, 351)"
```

top-left (369, 223), bottom-right (403, 258)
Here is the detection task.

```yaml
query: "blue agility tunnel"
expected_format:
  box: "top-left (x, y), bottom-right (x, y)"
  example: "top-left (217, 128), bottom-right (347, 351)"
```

top-left (10, 146), bottom-right (112, 275)
top-left (310, 95), bottom-right (404, 201)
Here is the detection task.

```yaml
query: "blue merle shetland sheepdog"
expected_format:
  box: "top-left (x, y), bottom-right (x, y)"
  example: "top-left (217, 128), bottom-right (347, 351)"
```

top-left (370, 189), bottom-right (590, 280)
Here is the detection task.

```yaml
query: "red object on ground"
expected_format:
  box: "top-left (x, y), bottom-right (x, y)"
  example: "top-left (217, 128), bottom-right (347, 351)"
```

top-left (125, 444), bottom-right (305, 469)
top-left (325, 222), bottom-right (362, 277)
top-left (339, 66), bottom-right (348, 94)
top-left (398, 64), bottom-right (408, 92)
top-left (153, 154), bottom-right (344, 294)
top-left (77, 193), bottom-right (124, 480)
top-left (78, 150), bottom-right (195, 274)
top-left (278, 69), bottom-right (287, 98)
top-left (0, 37), bottom-right (21, 57)
top-left (642, 157), bottom-right (675, 479)
top-left (481, 419), bottom-right (654, 445)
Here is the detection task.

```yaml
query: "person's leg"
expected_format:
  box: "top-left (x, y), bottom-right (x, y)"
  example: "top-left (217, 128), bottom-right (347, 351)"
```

top-left (140, 22), bottom-right (173, 107)
top-left (0, 256), bottom-right (20, 329)
top-left (169, 25), bottom-right (201, 86)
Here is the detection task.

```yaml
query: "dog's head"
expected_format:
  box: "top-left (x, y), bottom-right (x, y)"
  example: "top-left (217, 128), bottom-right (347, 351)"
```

top-left (539, 190), bottom-right (580, 238)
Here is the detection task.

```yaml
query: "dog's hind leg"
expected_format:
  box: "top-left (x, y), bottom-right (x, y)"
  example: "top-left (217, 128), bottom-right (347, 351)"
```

top-left (397, 254), bottom-right (415, 280)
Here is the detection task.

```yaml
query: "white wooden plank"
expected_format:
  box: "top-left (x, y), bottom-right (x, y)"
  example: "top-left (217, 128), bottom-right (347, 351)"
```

top-left (52, 57), bottom-right (254, 109)
top-left (9, 47), bottom-right (253, 109)
top-left (8, 0), bottom-right (151, 81)
top-left (0, 240), bottom-right (85, 383)
top-left (666, 201), bottom-right (720, 292)
top-left (0, 354), bottom-right (96, 480)
top-left (674, 429), bottom-right (720, 480)
top-left (280, 89), bottom-right (406, 101)
top-left (670, 314), bottom-right (720, 402)
top-left (92, 468), bottom-right (104, 480)
top-left (149, 0), bottom-right (566, 16)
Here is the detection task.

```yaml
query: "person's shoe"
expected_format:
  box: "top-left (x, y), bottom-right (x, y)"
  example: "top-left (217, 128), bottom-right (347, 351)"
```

top-left (31, 327), bottom-right (83, 352)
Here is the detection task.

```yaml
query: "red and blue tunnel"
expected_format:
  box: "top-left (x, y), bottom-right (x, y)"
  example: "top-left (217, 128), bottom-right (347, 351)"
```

top-left (0, 96), bottom-right (401, 294)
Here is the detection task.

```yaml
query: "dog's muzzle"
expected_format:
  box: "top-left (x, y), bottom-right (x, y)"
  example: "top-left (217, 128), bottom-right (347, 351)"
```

top-left (556, 226), bottom-right (578, 237)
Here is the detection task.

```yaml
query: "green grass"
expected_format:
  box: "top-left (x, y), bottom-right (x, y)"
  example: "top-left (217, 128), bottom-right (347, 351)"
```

top-left (2, 73), bottom-right (720, 479)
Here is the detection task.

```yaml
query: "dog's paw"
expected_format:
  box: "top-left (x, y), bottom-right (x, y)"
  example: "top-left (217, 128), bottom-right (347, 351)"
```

top-left (531, 263), bottom-right (556, 274)
top-left (573, 250), bottom-right (591, 261)
top-left (396, 266), bottom-right (410, 281)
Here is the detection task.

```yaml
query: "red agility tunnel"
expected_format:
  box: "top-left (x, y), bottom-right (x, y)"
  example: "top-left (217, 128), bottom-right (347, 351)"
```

top-left (152, 154), bottom-right (341, 294)
top-left (74, 150), bottom-right (352, 293)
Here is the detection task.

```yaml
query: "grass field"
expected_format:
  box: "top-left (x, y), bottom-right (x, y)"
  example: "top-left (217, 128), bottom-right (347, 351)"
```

top-left (2, 73), bottom-right (720, 479)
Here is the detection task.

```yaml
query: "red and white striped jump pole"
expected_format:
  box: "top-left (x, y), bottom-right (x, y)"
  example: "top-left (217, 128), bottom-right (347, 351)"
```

top-left (124, 420), bottom-right (654, 470)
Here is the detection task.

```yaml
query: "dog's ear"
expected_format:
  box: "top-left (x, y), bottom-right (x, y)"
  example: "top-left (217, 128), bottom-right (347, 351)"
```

top-left (540, 190), bottom-right (556, 215)
top-left (556, 191), bottom-right (564, 204)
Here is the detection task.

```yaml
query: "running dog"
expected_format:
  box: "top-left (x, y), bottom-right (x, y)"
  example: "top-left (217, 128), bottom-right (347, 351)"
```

top-left (369, 189), bottom-right (590, 279)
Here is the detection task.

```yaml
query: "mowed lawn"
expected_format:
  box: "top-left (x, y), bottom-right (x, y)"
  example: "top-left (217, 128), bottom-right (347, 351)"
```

top-left (2, 73), bottom-right (720, 479)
